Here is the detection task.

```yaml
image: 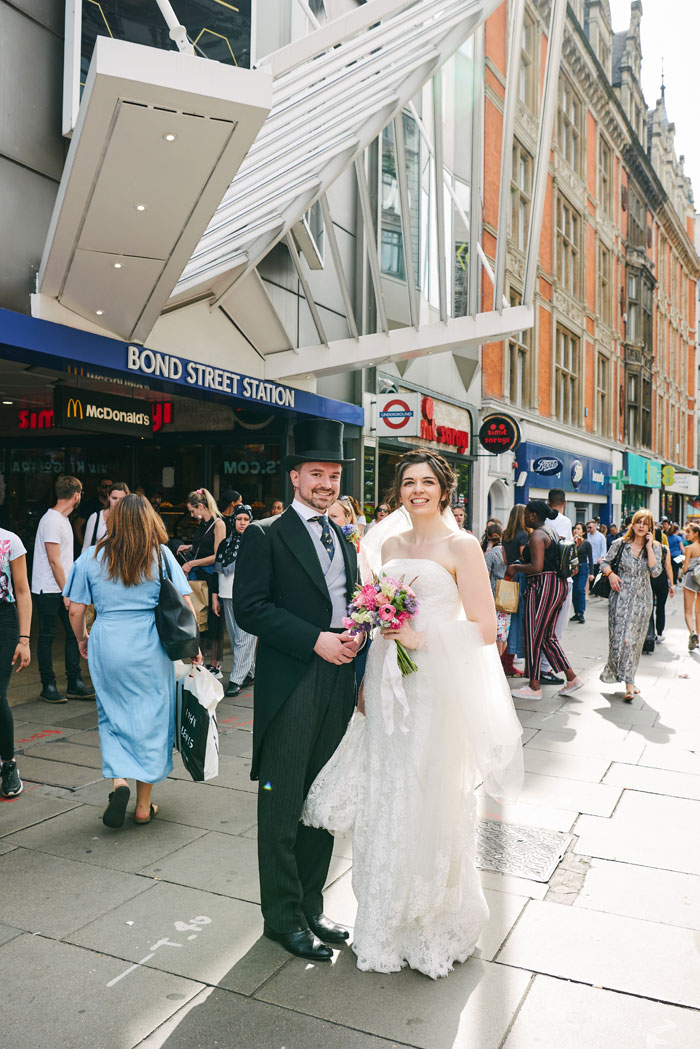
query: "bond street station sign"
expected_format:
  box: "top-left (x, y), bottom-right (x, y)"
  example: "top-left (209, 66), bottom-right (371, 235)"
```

top-left (54, 387), bottom-right (153, 437)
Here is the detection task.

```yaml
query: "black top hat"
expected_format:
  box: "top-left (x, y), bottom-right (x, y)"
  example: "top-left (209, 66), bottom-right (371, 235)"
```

top-left (282, 419), bottom-right (355, 473)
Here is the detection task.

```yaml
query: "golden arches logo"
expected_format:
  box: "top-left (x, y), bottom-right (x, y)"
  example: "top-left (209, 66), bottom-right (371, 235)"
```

top-left (66, 397), bottom-right (83, 420)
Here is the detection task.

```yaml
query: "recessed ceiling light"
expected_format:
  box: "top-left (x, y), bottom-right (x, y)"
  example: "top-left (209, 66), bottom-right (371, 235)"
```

top-left (2, 400), bottom-right (13, 405)
top-left (135, 204), bottom-right (146, 212)
top-left (113, 262), bottom-right (122, 269)
top-left (163, 133), bottom-right (177, 142)
top-left (95, 310), bottom-right (104, 316)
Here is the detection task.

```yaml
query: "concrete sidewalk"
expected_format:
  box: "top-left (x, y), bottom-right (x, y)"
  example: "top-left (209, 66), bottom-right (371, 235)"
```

top-left (1, 591), bottom-right (700, 1048)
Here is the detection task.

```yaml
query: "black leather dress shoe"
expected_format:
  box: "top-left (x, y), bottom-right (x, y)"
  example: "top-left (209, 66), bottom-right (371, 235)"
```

top-left (263, 924), bottom-right (332, 961)
top-left (66, 680), bottom-right (95, 700)
top-left (40, 683), bottom-right (66, 703)
top-left (540, 672), bottom-right (565, 685)
top-left (306, 914), bottom-right (350, 943)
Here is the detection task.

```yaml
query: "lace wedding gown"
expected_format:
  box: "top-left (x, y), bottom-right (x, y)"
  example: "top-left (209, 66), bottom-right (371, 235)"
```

top-left (302, 557), bottom-right (523, 979)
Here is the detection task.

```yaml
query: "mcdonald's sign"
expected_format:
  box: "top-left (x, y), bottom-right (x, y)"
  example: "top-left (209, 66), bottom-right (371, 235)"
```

top-left (54, 387), bottom-right (153, 437)
top-left (66, 397), bottom-right (84, 420)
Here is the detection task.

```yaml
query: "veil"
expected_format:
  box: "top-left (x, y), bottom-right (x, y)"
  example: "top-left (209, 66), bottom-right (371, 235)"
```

top-left (358, 502), bottom-right (524, 806)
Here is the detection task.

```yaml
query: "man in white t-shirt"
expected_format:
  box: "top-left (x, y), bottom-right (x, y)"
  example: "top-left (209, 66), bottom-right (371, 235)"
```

top-left (31, 475), bottom-right (94, 703)
top-left (539, 487), bottom-right (574, 685)
top-left (586, 519), bottom-right (607, 567)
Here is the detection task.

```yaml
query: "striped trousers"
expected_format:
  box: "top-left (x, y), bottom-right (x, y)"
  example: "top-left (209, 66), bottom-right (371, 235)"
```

top-left (221, 597), bottom-right (256, 686)
top-left (524, 571), bottom-right (572, 681)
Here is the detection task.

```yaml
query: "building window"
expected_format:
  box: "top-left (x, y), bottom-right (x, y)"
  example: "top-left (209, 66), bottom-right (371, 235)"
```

top-left (519, 9), bottom-right (537, 112)
top-left (626, 370), bottom-right (639, 444)
top-left (628, 185), bottom-right (645, 247)
top-left (555, 327), bottom-right (579, 426)
top-left (598, 137), bottom-right (612, 216)
top-left (556, 196), bottom-right (580, 296)
top-left (511, 142), bottom-right (532, 252)
top-left (598, 243), bottom-right (612, 326)
top-left (380, 114), bottom-right (420, 285)
top-left (558, 76), bottom-right (582, 174)
top-left (641, 376), bottom-right (652, 448)
top-left (596, 353), bottom-right (609, 436)
top-left (508, 290), bottom-right (531, 406)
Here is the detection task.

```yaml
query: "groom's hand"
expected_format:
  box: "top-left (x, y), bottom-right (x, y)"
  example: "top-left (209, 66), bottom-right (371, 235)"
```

top-left (314, 631), bottom-right (358, 665)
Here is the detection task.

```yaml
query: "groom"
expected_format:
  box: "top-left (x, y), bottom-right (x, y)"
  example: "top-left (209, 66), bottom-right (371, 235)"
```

top-left (234, 419), bottom-right (361, 961)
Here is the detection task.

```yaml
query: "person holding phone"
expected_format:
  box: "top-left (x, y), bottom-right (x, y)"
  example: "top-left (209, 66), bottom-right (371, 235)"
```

top-left (599, 510), bottom-right (663, 701)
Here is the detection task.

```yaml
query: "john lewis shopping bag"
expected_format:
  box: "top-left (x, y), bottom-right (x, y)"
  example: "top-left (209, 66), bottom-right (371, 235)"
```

top-left (175, 665), bottom-right (223, 781)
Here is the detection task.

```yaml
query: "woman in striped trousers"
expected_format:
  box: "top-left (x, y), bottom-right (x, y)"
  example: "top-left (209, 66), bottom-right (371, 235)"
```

top-left (505, 500), bottom-right (581, 701)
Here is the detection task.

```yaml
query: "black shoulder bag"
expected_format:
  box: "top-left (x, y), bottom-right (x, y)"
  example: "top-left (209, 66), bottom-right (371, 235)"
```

top-left (155, 547), bottom-right (200, 660)
top-left (591, 540), bottom-right (624, 599)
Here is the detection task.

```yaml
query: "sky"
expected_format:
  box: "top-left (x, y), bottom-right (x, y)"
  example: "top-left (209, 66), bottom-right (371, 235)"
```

top-left (608, 0), bottom-right (700, 204)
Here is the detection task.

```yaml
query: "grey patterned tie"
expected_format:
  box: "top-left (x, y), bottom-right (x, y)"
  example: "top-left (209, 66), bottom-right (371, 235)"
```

top-left (310, 515), bottom-right (335, 560)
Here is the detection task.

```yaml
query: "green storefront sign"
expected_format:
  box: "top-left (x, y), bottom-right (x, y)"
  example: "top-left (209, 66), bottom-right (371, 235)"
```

top-left (626, 452), bottom-right (661, 489)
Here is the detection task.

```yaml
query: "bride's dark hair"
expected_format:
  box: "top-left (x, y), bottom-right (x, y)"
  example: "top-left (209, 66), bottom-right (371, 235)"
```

top-left (389, 449), bottom-right (456, 512)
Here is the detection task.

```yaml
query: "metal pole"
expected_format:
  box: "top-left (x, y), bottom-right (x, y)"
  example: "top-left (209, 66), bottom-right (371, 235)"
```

top-left (319, 194), bottom-right (360, 340)
top-left (432, 74), bottom-right (448, 323)
top-left (285, 233), bottom-right (329, 346)
top-left (354, 155), bottom-right (389, 334)
top-left (393, 116), bottom-right (420, 329)
top-left (493, 0), bottom-right (525, 311)
top-left (292, 0), bottom-right (321, 31)
top-left (523, 0), bottom-right (566, 306)
top-left (154, 0), bottom-right (195, 55)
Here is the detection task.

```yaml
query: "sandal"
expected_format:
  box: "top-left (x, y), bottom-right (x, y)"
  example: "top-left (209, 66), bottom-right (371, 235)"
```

top-left (102, 785), bottom-right (130, 828)
top-left (134, 803), bottom-right (159, 825)
top-left (623, 689), bottom-right (636, 703)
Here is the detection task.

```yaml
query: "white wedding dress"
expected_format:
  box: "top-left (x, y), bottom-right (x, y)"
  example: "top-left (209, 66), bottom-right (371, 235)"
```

top-left (302, 555), bottom-right (523, 979)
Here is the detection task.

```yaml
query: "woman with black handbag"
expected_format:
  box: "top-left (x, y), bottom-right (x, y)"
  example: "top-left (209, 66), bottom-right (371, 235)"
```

top-left (178, 489), bottom-right (227, 679)
top-left (599, 509), bottom-right (663, 700)
top-left (65, 495), bottom-right (200, 829)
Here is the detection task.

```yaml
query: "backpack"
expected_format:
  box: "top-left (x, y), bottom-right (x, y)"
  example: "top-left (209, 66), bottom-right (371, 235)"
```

top-left (544, 525), bottom-right (579, 580)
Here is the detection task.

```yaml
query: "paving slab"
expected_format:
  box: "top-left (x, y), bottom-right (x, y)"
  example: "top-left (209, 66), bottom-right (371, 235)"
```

top-left (4, 804), bottom-right (207, 873)
top-left (9, 700), bottom-right (98, 726)
top-left (476, 796), bottom-right (577, 832)
top-left (574, 858), bottom-right (700, 930)
top-left (0, 848), bottom-right (152, 937)
top-left (519, 727), bottom-right (538, 745)
top-left (136, 988), bottom-right (413, 1049)
top-left (168, 751), bottom-right (255, 793)
top-left (603, 762), bottom-right (700, 800)
top-left (525, 729), bottom-right (645, 762)
top-left (522, 748), bottom-right (611, 782)
top-left (17, 755), bottom-right (104, 789)
top-left (478, 869), bottom-right (549, 900)
top-left (575, 790), bottom-right (700, 875)
top-left (217, 727), bottom-right (254, 759)
top-left (22, 740), bottom-right (104, 768)
top-left (141, 831), bottom-right (350, 905)
top-left (13, 722), bottom-right (81, 747)
top-left (67, 880), bottom-right (288, 994)
top-left (0, 922), bottom-right (22, 946)
top-left (480, 771), bottom-right (621, 817)
top-left (502, 974), bottom-right (700, 1049)
top-left (0, 934), bottom-right (203, 1049)
top-left (639, 742), bottom-right (700, 774)
top-left (63, 728), bottom-right (102, 748)
top-left (497, 899), bottom-right (700, 1008)
top-left (0, 791), bottom-right (80, 837)
top-left (257, 949), bottom-right (531, 1049)
top-left (476, 889), bottom-right (527, 961)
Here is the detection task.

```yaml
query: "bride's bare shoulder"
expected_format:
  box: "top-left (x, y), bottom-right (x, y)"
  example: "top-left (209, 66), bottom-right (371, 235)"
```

top-left (448, 530), bottom-right (482, 563)
top-left (381, 534), bottom-right (404, 561)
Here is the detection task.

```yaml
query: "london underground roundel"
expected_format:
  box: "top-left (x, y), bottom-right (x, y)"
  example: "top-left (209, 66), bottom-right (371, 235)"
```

top-left (478, 413), bottom-right (521, 454)
top-left (379, 398), bottom-right (415, 430)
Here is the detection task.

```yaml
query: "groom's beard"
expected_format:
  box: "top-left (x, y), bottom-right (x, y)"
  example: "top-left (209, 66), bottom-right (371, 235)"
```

top-left (296, 487), bottom-right (338, 512)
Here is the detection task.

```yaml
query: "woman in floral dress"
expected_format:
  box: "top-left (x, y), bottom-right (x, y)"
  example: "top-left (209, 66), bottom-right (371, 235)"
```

top-left (599, 509), bottom-right (663, 700)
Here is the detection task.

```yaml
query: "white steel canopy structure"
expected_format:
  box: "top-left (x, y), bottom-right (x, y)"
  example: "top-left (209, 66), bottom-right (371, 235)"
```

top-left (37, 0), bottom-right (567, 387)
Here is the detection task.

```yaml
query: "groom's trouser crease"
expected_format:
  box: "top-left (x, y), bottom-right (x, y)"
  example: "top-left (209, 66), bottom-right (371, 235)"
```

top-left (256, 655), bottom-right (355, 932)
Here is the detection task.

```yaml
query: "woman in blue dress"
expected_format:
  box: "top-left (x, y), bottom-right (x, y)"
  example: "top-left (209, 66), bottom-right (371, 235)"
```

top-left (65, 495), bottom-right (200, 828)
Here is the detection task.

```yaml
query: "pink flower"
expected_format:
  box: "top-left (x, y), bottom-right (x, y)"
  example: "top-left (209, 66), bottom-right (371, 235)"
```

top-left (342, 617), bottom-right (354, 629)
top-left (378, 604), bottom-right (396, 622)
top-left (376, 593), bottom-right (390, 607)
top-left (395, 612), bottom-right (409, 627)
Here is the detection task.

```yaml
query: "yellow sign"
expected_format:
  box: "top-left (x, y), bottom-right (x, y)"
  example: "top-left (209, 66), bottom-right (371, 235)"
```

top-left (66, 397), bottom-right (83, 420)
top-left (661, 465), bottom-right (675, 487)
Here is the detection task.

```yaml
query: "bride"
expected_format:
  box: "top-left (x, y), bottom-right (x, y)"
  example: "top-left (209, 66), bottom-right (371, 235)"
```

top-left (302, 449), bottom-right (523, 979)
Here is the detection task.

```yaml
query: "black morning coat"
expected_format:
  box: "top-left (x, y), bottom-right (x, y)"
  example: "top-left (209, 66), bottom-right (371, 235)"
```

top-left (233, 506), bottom-right (359, 780)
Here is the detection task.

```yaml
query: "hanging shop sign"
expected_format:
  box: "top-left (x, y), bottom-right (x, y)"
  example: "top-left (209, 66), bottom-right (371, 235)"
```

top-left (478, 412), bottom-right (521, 454)
top-left (662, 470), bottom-right (700, 496)
top-left (54, 387), bottom-right (153, 438)
top-left (516, 443), bottom-right (610, 495)
top-left (625, 452), bottom-right (662, 489)
top-left (375, 393), bottom-right (420, 436)
top-left (419, 397), bottom-right (470, 453)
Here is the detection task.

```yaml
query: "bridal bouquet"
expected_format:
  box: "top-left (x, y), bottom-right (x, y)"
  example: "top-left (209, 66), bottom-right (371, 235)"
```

top-left (343, 573), bottom-right (419, 675)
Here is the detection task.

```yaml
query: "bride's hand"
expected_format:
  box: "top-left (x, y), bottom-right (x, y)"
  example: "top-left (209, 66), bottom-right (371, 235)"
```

top-left (382, 623), bottom-right (423, 650)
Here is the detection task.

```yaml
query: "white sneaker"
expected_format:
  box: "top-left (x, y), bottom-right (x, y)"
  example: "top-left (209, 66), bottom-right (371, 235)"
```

top-left (656, 634), bottom-right (664, 643)
top-left (511, 685), bottom-right (542, 700)
top-left (559, 677), bottom-right (583, 697)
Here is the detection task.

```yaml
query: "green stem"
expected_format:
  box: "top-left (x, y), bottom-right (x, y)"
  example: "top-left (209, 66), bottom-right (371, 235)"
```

top-left (395, 641), bottom-right (418, 675)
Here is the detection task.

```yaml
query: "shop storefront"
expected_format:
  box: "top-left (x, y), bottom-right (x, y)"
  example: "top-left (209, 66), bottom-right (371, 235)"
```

top-left (365, 389), bottom-right (474, 526)
top-left (0, 310), bottom-right (362, 550)
top-left (622, 452), bottom-right (661, 522)
top-left (515, 442), bottom-right (612, 525)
